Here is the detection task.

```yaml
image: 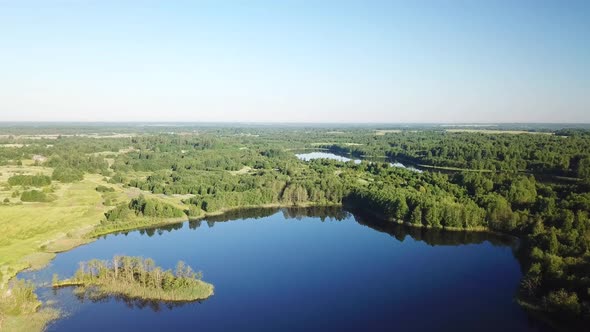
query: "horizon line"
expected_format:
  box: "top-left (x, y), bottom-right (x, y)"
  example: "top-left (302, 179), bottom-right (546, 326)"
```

top-left (1, 121), bottom-right (590, 125)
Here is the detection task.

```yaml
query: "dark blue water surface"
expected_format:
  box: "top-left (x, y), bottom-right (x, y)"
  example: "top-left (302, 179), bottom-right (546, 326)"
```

top-left (21, 207), bottom-right (550, 332)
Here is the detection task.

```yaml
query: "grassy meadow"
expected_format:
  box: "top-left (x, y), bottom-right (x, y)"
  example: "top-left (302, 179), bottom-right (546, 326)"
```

top-left (0, 162), bottom-right (197, 331)
top-left (0, 168), bottom-right (120, 285)
top-left (0, 165), bottom-right (190, 286)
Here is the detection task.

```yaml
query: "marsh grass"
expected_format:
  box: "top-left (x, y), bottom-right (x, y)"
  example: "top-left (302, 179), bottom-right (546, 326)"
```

top-left (0, 307), bottom-right (60, 332)
top-left (53, 256), bottom-right (214, 302)
top-left (0, 279), bottom-right (59, 332)
top-left (90, 279), bottom-right (213, 302)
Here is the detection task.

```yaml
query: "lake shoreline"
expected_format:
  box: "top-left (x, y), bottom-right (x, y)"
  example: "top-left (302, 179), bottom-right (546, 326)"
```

top-left (16, 200), bottom-right (517, 277)
top-left (11, 203), bottom-right (536, 332)
top-left (20, 204), bottom-right (552, 332)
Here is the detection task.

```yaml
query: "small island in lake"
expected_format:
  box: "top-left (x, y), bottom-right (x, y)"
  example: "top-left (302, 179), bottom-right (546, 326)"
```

top-left (52, 256), bottom-right (214, 302)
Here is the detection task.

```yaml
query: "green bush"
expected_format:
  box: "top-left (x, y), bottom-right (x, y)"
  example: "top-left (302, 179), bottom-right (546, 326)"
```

top-left (20, 190), bottom-right (50, 202)
top-left (52, 167), bottom-right (84, 183)
top-left (96, 185), bottom-right (115, 192)
top-left (104, 195), bottom-right (185, 221)
top-left (543, 289), bottom-right (581, 316)
top-left (7, 174), bottom-right (51, 187)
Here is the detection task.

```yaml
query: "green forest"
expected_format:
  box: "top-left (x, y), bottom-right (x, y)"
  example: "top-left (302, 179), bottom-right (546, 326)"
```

top-left (1, 125), bottom-right (590, 330)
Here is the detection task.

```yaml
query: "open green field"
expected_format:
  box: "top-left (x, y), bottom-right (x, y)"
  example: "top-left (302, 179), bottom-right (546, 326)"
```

top-left (0, 171), bottom-right (120, 286)
top-left (0, 166), bottom-right (193, 287)
top-left (0, 163), bottom-right (205, 331)
top-left (0, 166), bottom-right (123, 330)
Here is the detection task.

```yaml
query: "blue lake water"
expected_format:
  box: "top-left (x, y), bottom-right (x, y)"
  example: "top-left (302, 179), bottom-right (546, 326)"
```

top-left (21, 207), bottom-right (550, 332)
top-left (295, 151), bottom-right (422, 172)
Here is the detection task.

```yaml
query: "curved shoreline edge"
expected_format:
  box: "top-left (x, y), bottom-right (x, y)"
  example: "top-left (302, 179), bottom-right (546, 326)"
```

top-left (7, 203), bottom-right (556, 331)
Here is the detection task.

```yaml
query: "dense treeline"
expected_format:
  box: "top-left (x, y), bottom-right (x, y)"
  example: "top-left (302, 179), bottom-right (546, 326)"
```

top-left (325, 131), bottom-right (590, 179)
top-left (47, 154), bottom-right (109, 174)
top-left (105, 195), bottom-right (185, 222)
top-left (53, 256), bottom-right (213, 301)
top-left (346, 187), bottom-right (486, 229)
top-left (112, 138), bottom-right (354, 218)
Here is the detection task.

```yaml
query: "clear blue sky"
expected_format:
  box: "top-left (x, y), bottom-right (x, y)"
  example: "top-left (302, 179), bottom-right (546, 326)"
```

top-left (1, 0), bottom-right (588, 123)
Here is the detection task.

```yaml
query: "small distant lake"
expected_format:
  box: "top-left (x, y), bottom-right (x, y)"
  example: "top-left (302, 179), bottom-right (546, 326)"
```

top-left (295, 151), bottom-right (422, 172)
top-left (21, 207), bottom-right (551, 332)
top-left (296, 151), bottom-right (362, 163)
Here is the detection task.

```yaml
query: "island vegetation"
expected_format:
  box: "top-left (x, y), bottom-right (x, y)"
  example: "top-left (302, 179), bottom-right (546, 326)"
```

top-left (52, 256), bottom-right (214, 302)
top-left (0, 124), bottom-right (590, 330)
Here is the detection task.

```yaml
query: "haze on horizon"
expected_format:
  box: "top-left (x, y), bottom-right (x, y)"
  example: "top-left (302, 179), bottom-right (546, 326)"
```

top-left (0, 1), bottom-right (589, 123)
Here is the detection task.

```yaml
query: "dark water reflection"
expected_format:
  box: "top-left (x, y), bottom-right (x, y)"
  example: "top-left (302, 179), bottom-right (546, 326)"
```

top-left (21, 207), bottom-right (550, 332)
top-left (352, 209), bottom-right (517, 248)
top-left (69, 286), bottom-right (196, 312)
